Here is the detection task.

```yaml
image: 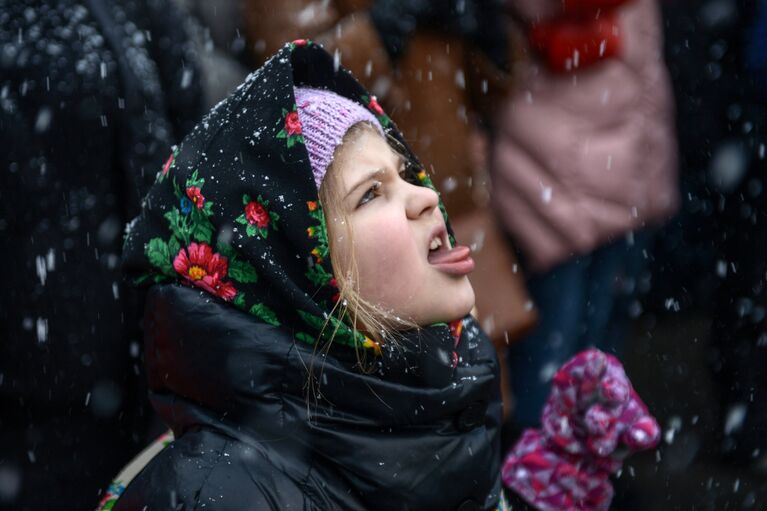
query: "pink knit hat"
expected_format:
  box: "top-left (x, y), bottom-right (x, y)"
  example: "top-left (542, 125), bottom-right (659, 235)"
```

top-left (293, 87), bottom-right (385, 190)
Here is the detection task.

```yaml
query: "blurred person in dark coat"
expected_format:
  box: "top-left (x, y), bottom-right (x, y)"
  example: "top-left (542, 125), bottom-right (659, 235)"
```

top-left (658, 0), bottom-right (767, 467)
top-left (0, 0), bottom-right (203, 508)
top-left (174, 0), bottom-right (250, 108)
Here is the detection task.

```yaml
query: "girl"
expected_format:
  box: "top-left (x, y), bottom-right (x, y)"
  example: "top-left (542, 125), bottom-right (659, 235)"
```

top-left (110, 42), bottom-right (657, 511)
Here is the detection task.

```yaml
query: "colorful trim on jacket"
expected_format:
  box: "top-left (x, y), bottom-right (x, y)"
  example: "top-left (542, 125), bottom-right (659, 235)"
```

top-left (95, 431), bottom-right (175, 511)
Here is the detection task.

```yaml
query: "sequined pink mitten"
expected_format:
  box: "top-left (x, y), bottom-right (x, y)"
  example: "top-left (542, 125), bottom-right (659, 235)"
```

top-left (540, 349), bottom-right (660, 470)
top-left (502, 429), bottom-right (613, 511)
top-left (502, 349), bottom-right (660, 511)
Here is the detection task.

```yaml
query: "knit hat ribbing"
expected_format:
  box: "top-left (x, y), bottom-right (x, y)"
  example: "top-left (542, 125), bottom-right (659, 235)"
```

top-left (294, 87), bottom-right (385, 190)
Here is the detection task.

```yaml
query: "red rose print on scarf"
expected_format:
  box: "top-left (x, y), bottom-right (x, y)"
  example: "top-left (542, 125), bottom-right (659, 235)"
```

top-left (162, 154), bottom-right (174, 176)
top-left (185, 186), bottom-right (205, 209)
top-left (288, 39), bottom-right (312, 51)
top-left (285, 111), bottom-right (302, 136)
top-left (277, 105), bottom-right (305, 148)
top-left (246, 201), bottom-right (269, 227)
top-left (158, 147), bottom-right (178, 183)
top-left (367, 97), bottom-right (384, 116)
top-left (361, 94), bottom-right (390, 127)
top-left (236, 194), bottom-right (280, 238)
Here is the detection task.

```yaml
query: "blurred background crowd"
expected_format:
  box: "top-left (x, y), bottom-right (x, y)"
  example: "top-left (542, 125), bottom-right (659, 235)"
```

top-left (2, 0), bottom-right (767, 508)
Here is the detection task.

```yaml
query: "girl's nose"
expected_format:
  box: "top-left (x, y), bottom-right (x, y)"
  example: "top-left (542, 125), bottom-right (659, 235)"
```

top-left (405, 180), bottom-right (440, 220)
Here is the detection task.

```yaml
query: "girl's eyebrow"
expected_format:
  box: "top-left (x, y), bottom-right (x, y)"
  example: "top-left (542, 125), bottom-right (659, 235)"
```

top-left (344, 168), bottom-right (385, 199)
top-left (343, 154), bottom-right (406, 199)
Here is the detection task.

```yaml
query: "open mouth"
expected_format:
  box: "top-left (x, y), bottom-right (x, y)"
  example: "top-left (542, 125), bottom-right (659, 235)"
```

top-left (427, 228), bottom-right (450, 255)
top-left (426, 226), bottom-right (475, 276)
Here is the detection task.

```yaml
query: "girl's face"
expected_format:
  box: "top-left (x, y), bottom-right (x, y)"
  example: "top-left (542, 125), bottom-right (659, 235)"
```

top-left (325, 127), bottom-right (475, 326)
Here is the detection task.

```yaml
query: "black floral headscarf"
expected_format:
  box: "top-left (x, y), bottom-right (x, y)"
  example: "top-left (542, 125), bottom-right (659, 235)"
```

top-left (122, 40), bottom-right (451, 354)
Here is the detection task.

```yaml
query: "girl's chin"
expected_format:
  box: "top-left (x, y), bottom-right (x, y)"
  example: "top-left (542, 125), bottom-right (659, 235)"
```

top-left (379, 281), bottom-right (475, 327)
top-left (432, 299), bottom-right (476, 325)
top-left (452, 282), bottom-right (476, 317)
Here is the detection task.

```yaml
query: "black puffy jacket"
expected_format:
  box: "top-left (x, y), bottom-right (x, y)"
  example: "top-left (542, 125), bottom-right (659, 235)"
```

top-left (114, 284), bottom-right (508, 511)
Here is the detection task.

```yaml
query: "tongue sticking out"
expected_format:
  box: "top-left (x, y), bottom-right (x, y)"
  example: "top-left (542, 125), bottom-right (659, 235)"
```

top-left (428, 245), bottom-right (471, 265)
top-left (427, 245), bottom-right (475, 276)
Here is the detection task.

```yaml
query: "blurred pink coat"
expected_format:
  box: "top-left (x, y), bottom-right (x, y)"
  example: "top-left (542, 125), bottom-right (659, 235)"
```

top-left (490, 0), bottom-right (678, 273)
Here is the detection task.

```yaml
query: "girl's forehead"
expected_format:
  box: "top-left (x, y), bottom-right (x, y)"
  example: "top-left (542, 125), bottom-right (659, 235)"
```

top-left (336, 131), bottom-right (399, 179)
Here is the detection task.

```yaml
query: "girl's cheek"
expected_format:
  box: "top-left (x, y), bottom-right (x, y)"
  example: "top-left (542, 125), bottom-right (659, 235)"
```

top-left (376, 213), bottom-right (409, 242)
top-left (357, 219), bottom-right (415, 280)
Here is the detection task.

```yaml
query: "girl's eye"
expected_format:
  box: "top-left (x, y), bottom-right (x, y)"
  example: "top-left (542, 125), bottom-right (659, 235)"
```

top-left (358, 181), bottom-right (382, 207)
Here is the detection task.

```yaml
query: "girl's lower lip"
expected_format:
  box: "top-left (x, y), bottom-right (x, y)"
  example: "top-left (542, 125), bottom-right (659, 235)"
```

top-left (431, 257), bottom-right (475, 276)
